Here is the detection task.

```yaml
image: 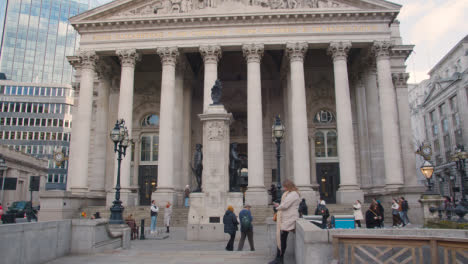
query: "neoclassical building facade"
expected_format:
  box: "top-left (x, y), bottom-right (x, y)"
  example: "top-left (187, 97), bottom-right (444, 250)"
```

top-left (62, 0), bottom-right (422, 208)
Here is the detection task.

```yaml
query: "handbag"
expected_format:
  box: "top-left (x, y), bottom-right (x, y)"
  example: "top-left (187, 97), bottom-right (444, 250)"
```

top-left (273, 212), bottom-right (277, 222)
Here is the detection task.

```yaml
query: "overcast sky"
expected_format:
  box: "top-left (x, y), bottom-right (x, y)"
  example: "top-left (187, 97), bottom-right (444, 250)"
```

top-left (389, 0), bottom-right (468, 83)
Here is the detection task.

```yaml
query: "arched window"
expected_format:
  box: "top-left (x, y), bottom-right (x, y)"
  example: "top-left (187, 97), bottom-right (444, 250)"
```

top-left (313, 110), bottom-right (335, 124)
top-left (314, 131), bottom-right (325, 157)
top-left (141, 114), bottom-right (159, 127)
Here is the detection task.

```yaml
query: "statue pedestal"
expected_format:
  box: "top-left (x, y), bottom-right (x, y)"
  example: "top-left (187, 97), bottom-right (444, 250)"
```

top-left (419, 194), bottom-right (444, 226)
top-left (186, 104), bottom-right (243, 241)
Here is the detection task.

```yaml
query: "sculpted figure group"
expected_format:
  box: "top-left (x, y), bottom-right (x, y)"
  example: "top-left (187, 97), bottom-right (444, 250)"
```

top-left (120, 0), bottom-right (343, 16)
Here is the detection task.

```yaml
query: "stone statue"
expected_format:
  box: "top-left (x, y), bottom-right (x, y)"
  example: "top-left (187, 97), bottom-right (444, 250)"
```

top-left (229, 143), bottom-right (241, 192)
top-left (211, 79), bottom-right (222, 105)
top-left (191, 144), bottom-right (203, 192)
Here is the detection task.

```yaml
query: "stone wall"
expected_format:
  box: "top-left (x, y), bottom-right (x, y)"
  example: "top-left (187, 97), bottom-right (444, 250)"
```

top-left (267, 219), bottom-right (468, 264)
top-left (0, 219), bottom-right (129, 264)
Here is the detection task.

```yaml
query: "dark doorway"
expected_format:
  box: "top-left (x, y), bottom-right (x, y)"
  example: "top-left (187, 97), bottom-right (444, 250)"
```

top-left (316, 163), bottom-right (340, 204)
top-left (139, 165), bottom-right (158, 205)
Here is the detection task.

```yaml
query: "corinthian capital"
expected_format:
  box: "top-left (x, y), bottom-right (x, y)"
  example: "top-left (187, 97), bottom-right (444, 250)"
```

top-left (116, 49), bottom-right (141, 68)
top-left (242, 43), bottom-right (264, 63)
top-left (327, 42), bottom-right (351, 61)
top-left (372, 41), bottom-right (393, 59)
top-left (77, 49), bottom-right (99, 70)
top-left (157, 47), bottom-right (179, 66)
top-left (199, 45), bottom-right (222, 64)
top-left (286, 42), bottom-right (308, 62)
top-left (392, 72), bottom-right (410, 88)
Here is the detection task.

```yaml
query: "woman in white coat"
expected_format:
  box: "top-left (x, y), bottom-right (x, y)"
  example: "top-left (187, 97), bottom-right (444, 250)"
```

top-left (164, 202), bottom-right (173, 233)
top-left (353, 200), bottom-right (364, 228)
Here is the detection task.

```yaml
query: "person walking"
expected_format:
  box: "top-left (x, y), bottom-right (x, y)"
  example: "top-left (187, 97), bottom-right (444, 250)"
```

top-left (391, 199), bottom-right (403, 227)
top-left (223, 205), bottom-right (239, 251)
top-left (315, 199), bottom-right (329, 229)
top-left (268, 179), bottom-right (301, 264)
top-left (0, 203), bottom-right (3, 221)
top-left (150, 200), bottom-right (159, 234)
top-left (164, 201), bottom-right (173, 233)
top-left (353, 200), bottom-right (363, 228)
top-left (365, 203), bottom-right (381, 229)
top-left (237, 205), bottom-right (255, 251)
top-left (184, 185), bottom-right (190, 207)
top-left (269, 184), bottom-right (277, 204)
top-left (298, 198), bottom-right (308, 217)
top-left (399, 196), bottom-right (410, 226)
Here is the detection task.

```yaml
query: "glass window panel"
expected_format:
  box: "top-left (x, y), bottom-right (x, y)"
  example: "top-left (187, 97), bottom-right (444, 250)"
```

top-left (140, 136), bottom-right (151, 161)
top-left (314, 132), bottom-right (325, 157)
top-left (152, 136), bottom-right (159, 161)
top-left (327, 131), bottom-right (338, 157)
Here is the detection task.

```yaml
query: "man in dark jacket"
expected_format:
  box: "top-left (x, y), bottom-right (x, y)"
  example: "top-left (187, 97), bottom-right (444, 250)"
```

top-left (223, 205), bottom-right (239, 251)
top-left (315, 199), bottom-right (329, 229)
top-left (299, 198), bottom-right (308, 217)
top-left (237, 205), bottom-right (254, 251)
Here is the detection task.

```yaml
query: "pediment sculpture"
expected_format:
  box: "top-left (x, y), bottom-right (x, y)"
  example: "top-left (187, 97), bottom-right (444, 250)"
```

top-left (116, 0), bottom-right (349, 17)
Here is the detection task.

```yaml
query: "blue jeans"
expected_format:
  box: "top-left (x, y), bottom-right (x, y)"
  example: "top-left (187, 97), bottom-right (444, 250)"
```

top-left (399, 211), bottom-right (409, 225)
top-left (185, 197), bottom-right (189, 207)
top-left (151, 215), bottom-right (157, 232)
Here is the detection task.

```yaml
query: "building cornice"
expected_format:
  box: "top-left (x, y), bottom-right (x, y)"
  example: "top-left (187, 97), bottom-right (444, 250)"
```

top-left (72, 9), bottom-right (399, 32)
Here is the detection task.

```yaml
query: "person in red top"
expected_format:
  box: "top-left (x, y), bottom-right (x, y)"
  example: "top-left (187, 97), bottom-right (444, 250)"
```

top-left (0, 203), bottom-right (3, 221)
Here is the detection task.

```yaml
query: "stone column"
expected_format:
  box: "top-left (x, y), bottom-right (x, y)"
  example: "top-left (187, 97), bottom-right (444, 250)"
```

top-left (68, 50), bottom-right (98, 193)
top-left (242, 43), bottom-right (268, 205)
top-left (90, 63), bottom-right (112, 193)
top-left (327, 42), bottom-right (363, 203)
top-left (115, 49), bottom-right (140, 206)
top-left (363, 58), bottom-right (385, 188)
top-left (174, 60), bottom-right (185, 203)
top-left (285, 42), bottom-right (316, 205)
top-left (393, 72), bottom-right (418, 187)
top-left (153, 47), bottom-right (179, 205)
top-left (200, 45), bottom-right (221, 111)
top-left (372, 41), bottom-right (404, 190)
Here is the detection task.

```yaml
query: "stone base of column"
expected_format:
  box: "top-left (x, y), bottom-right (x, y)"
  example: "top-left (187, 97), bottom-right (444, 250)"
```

top-left (245, 187), bottom-right (268, 206)
top-left (151, 188), bottom-right (178, 207)
top-left (385, 184), bottom-right (404, 192)
top-left (336, 187), bottom-right (364, 204)
top-left (298, 186), bottom-right (318, 207)
top-left (106, 190), bottom-right (138, 207)
top-left (39, 190), bottom-right (105, 222)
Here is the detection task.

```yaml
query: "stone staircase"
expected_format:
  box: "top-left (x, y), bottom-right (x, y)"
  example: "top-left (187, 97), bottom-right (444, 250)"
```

top-left (82, 203), bottom-right (392, 227)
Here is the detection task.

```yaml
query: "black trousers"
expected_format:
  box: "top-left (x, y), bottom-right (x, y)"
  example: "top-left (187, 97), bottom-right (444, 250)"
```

top-left (275, 231), bottom-right (289, 258)
top-left (238, 229), bottom-right (254, 251)
top-left (226, 232), bottom-right (236, 251)
top-left (355, 220), bottom-right (361, 228)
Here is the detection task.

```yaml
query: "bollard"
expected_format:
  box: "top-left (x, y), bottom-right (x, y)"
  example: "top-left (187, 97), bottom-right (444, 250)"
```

top-left (140, 219), bottom-right (145, 240)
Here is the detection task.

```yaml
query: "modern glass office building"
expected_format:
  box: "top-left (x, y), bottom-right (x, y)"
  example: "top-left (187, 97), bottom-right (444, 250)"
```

top-left (0, 0), bottom-right (112, 190)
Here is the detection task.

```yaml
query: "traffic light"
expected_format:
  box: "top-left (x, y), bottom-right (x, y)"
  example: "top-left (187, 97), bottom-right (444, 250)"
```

top-left (29, 176), bottom-right (40, 192)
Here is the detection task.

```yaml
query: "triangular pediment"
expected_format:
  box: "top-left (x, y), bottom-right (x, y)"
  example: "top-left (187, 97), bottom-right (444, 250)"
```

top-left (71, 0), bottom-right (400, 22)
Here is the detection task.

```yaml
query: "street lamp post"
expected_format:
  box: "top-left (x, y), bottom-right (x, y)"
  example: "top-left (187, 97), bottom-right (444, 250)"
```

top-left (420, 160), bottom-right (435, 194)
top-left (109, 119), bottom-right (130, 225)
top-left (0, 154), bottom-right (7, 204)
top-left (451, 145), bottom-right (468, 222)
top-left (272, 116), bottom-right (285, 203)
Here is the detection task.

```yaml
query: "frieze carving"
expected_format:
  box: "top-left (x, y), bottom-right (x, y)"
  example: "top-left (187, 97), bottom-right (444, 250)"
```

top-left (327, 41), bottom-right (351, 61)
top-left (157, 47), bottom-right (179, 66)
top-left (199, 45), bottom-right (222, 64)
top-left (242, 43), bottom-right (264, 63)
top-left (77, 49), bottom-right (99, 70)
top-left (207, 121), bottom-right (225, 141)
top-left (116, 49), bottom-right (141, 67)
top-left (286, 42), bottom-right (308, 62)
top-left (372, 41), bottom-right (393, 59)
top-left (114, 0), bottom-right (348, 17)
top-left (392, 72), bottom-right (410, 88)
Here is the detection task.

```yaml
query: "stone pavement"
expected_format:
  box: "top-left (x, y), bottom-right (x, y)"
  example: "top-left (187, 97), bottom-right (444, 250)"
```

top-left (47, 226), bottom-right (273, 264)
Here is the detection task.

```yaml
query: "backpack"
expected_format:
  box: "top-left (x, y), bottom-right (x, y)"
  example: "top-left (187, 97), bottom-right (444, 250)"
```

top-left (402, 200), bottom-right (409, 211)
top-left (240, 214), bottom-right (251, 232)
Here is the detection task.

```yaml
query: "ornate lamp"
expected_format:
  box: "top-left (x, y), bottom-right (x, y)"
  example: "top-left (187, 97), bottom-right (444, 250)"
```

top-left (420, 160), bottom-right (434, 194)
top-left (109, 119), bottom-right (130, 225)
top-left (272, 116), bottom-right (285, 203)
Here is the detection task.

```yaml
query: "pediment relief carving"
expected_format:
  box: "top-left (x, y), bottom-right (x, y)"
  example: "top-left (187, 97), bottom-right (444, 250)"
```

top-left (109, 0), bottom-right (356, 18)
